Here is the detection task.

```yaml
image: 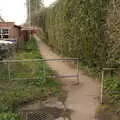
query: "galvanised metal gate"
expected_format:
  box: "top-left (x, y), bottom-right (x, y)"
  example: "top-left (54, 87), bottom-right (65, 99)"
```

top-left (0, 58), bottom-right (80, 84)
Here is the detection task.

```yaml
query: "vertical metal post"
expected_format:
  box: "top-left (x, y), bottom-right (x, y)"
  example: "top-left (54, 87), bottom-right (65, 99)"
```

top-left (28, 0), bottom-right (32, 41)
top-left (43, 62), bottom-right (46, 83)
top-left (8, 62), bottom-right (11, 81)
top-left (101, 70), bottom-right (104, 104)
top-left (77, 59), bottom-right (80, 84)
top-left (28, 0), bottom-right (31, 26)
top-left (26, 112), bottom-right (28, 120)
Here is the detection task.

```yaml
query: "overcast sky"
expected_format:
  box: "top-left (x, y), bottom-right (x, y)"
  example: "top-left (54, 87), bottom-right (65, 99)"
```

top-left (43, 0), bottom-right (56, 7)
top-left (0, 0), bottom-right (56, 25)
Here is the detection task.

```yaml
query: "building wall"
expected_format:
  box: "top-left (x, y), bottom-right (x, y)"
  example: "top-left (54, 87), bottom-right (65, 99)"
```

top-left (0, 22), bottom-right (34, 50)
top-left (0, 22), bottom-right (14, 28)
top-left (0, 22), bottom-right (24, 49)
top-left (0, 22), bottom-right (22, 40)
top-left (0, 22), bottom-right (14, 39)
top-left (12, 26), bottom-right (21, 40)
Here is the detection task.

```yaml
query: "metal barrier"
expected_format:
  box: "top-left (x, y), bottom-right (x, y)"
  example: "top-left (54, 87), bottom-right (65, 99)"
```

top-left (100, 68), bottom-right (120, 104)
top-left (0, 58), bottom-right (80, 84)
top-left (0, 58), bottom-right (77, 120)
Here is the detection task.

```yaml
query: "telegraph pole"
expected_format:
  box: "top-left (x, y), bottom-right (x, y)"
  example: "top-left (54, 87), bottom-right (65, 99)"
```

top-left (28, 0), bottom-right (31, 26)
top-left (28, 0), bottom-right (32, 40)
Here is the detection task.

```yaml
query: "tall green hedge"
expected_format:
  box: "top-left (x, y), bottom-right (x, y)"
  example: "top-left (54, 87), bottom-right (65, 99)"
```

top-left (105, 0), bottom-right (120, 66)
top-left (43, 0), bottom-right (108, 68)
top-left (40, 0), bottom-right (120, 69)
top-left (36, 0), bottom-right (120, 116)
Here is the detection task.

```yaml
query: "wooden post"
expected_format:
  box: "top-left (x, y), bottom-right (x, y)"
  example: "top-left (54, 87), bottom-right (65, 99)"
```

top-left (101, 70), bottom-right (104, 104)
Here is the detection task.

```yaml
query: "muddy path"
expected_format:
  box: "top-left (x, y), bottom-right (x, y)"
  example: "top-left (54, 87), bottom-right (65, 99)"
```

top-left (34, 35), bottom-right (100, 120)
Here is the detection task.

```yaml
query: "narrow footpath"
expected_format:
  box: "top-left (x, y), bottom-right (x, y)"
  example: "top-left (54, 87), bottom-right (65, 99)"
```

top-left (34, 35), bottom-right (100, 120)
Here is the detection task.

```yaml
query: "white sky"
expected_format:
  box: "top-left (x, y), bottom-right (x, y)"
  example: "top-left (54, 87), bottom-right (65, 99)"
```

top-left (0, 0), bottom-right (56, 25)
top-left (43, 0), bottom-right (56, 7)
top-left (0, 0), bottom-right (27, 25)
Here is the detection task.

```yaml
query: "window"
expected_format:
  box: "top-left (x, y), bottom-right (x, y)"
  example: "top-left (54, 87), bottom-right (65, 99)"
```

top-left (0, 28), bottom-right (9, 39)
top-left (2, 29), bottom-right (8, 34)
top-left (3, 35), bottom-right (9, 38)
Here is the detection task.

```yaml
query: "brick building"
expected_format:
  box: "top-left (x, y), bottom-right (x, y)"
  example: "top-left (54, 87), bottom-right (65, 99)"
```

top-left (0, 22), bottom-right (20, 40)
top-left (0, 16), bottom-right (26, 49)
top-left (0, 17), bottom-right (38, 49)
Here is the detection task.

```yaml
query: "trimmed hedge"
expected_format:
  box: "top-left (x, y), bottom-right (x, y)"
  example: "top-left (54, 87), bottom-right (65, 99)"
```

top-left (42, 0), bottom-right (109, 68)
top-left (35, 0), bottom-right (120, 118)
top-left (37, 0), bottom-right (120, 69)
top-left (106, 0), bottom-right (120, 66)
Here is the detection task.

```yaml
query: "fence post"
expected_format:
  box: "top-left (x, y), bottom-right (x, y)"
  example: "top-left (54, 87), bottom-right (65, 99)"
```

top-left (43, 62), bottom-right (46, 83)
top-left (8, 62), bottom-right (11, 81)
top-left (101, 70), bottom-right (104, 104)
top-left (77, 59), bottom-right (80, 84)
top-left (26, 112), bottom-right (28, 120)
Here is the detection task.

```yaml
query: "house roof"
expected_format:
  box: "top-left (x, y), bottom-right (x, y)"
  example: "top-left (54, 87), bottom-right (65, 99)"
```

top-left (0, 16), bottom-right (5, 22)
top-left (21, 26), bottom-right (34, 31)
top-left (14, 25), bottom-right (21, 29)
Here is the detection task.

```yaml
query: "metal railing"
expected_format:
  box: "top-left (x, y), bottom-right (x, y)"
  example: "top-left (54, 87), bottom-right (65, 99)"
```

top-left (0, 58), bottom-right (80, 120)
top-left (0, 58), bottom-right (80, 84)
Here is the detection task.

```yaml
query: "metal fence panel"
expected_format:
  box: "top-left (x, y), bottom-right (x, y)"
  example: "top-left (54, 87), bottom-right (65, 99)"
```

top-left (0, 58), bottom-right (80, 84)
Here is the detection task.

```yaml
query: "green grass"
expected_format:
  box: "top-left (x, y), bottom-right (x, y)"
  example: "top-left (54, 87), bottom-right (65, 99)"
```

top-left (0, 36), bottom-right (61, 113)
top-left (0, 113), bottom-right (20, 120)
top-left (96, 74), bottom-right (120, 120)
top-left (104, 77), bottom-right (120, 104)
top-left (96, 104), bottom-right (120, 120)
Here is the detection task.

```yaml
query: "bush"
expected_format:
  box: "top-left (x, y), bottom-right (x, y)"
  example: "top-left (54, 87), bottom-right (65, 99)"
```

top-left (0, 113), bottom-right (19, 120)
top-left (35, 0), bottom-right (120, 119)
top-left (40, 0), bottom-right (109, 68)
top-left (104, 77), bottom-right (120, 104)
top-left (36, 0), bottom-right (120, 69)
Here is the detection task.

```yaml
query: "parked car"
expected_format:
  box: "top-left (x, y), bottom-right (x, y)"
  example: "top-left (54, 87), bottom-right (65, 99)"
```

top-left (0, 40), bottom-right (16, 60)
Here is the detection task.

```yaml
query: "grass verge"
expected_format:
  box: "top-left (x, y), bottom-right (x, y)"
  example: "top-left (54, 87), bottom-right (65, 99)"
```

top-left (0, 36), bottom-right (61, 114)
top-left (96, 76), bottom-right (120, 120)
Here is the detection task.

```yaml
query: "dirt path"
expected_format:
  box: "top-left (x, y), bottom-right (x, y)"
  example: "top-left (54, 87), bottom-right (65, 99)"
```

top-left (34, 35), bottom-right (100, 120)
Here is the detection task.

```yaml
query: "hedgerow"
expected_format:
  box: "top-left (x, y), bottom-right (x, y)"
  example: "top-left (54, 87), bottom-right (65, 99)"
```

top-left (35, 0), bottom-right (120, 118)
top-left (42, 0), bottom-right (109, 69)
top-left (34, 0), bottom-right (120, 69)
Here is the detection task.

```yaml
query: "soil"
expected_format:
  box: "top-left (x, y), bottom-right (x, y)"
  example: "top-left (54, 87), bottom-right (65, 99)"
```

top-left (34, 35), bottom-right (100, 120)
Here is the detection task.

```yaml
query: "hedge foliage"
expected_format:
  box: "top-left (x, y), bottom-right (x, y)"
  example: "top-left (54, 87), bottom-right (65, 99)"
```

top-left (36, 0), bottom-right (120, 106)
top-left (0, 113), bottom-right (19, 120)
top-left (106, 0), bottom-right (120, 66)
top-left (104, 77), bottom-right (120, 104)
top-left (31, 0), bottom-right (120, 116)
top-left (42, 0), bottom-right (108, 68)
top-left (36, 0), bottom-right (120, 69)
